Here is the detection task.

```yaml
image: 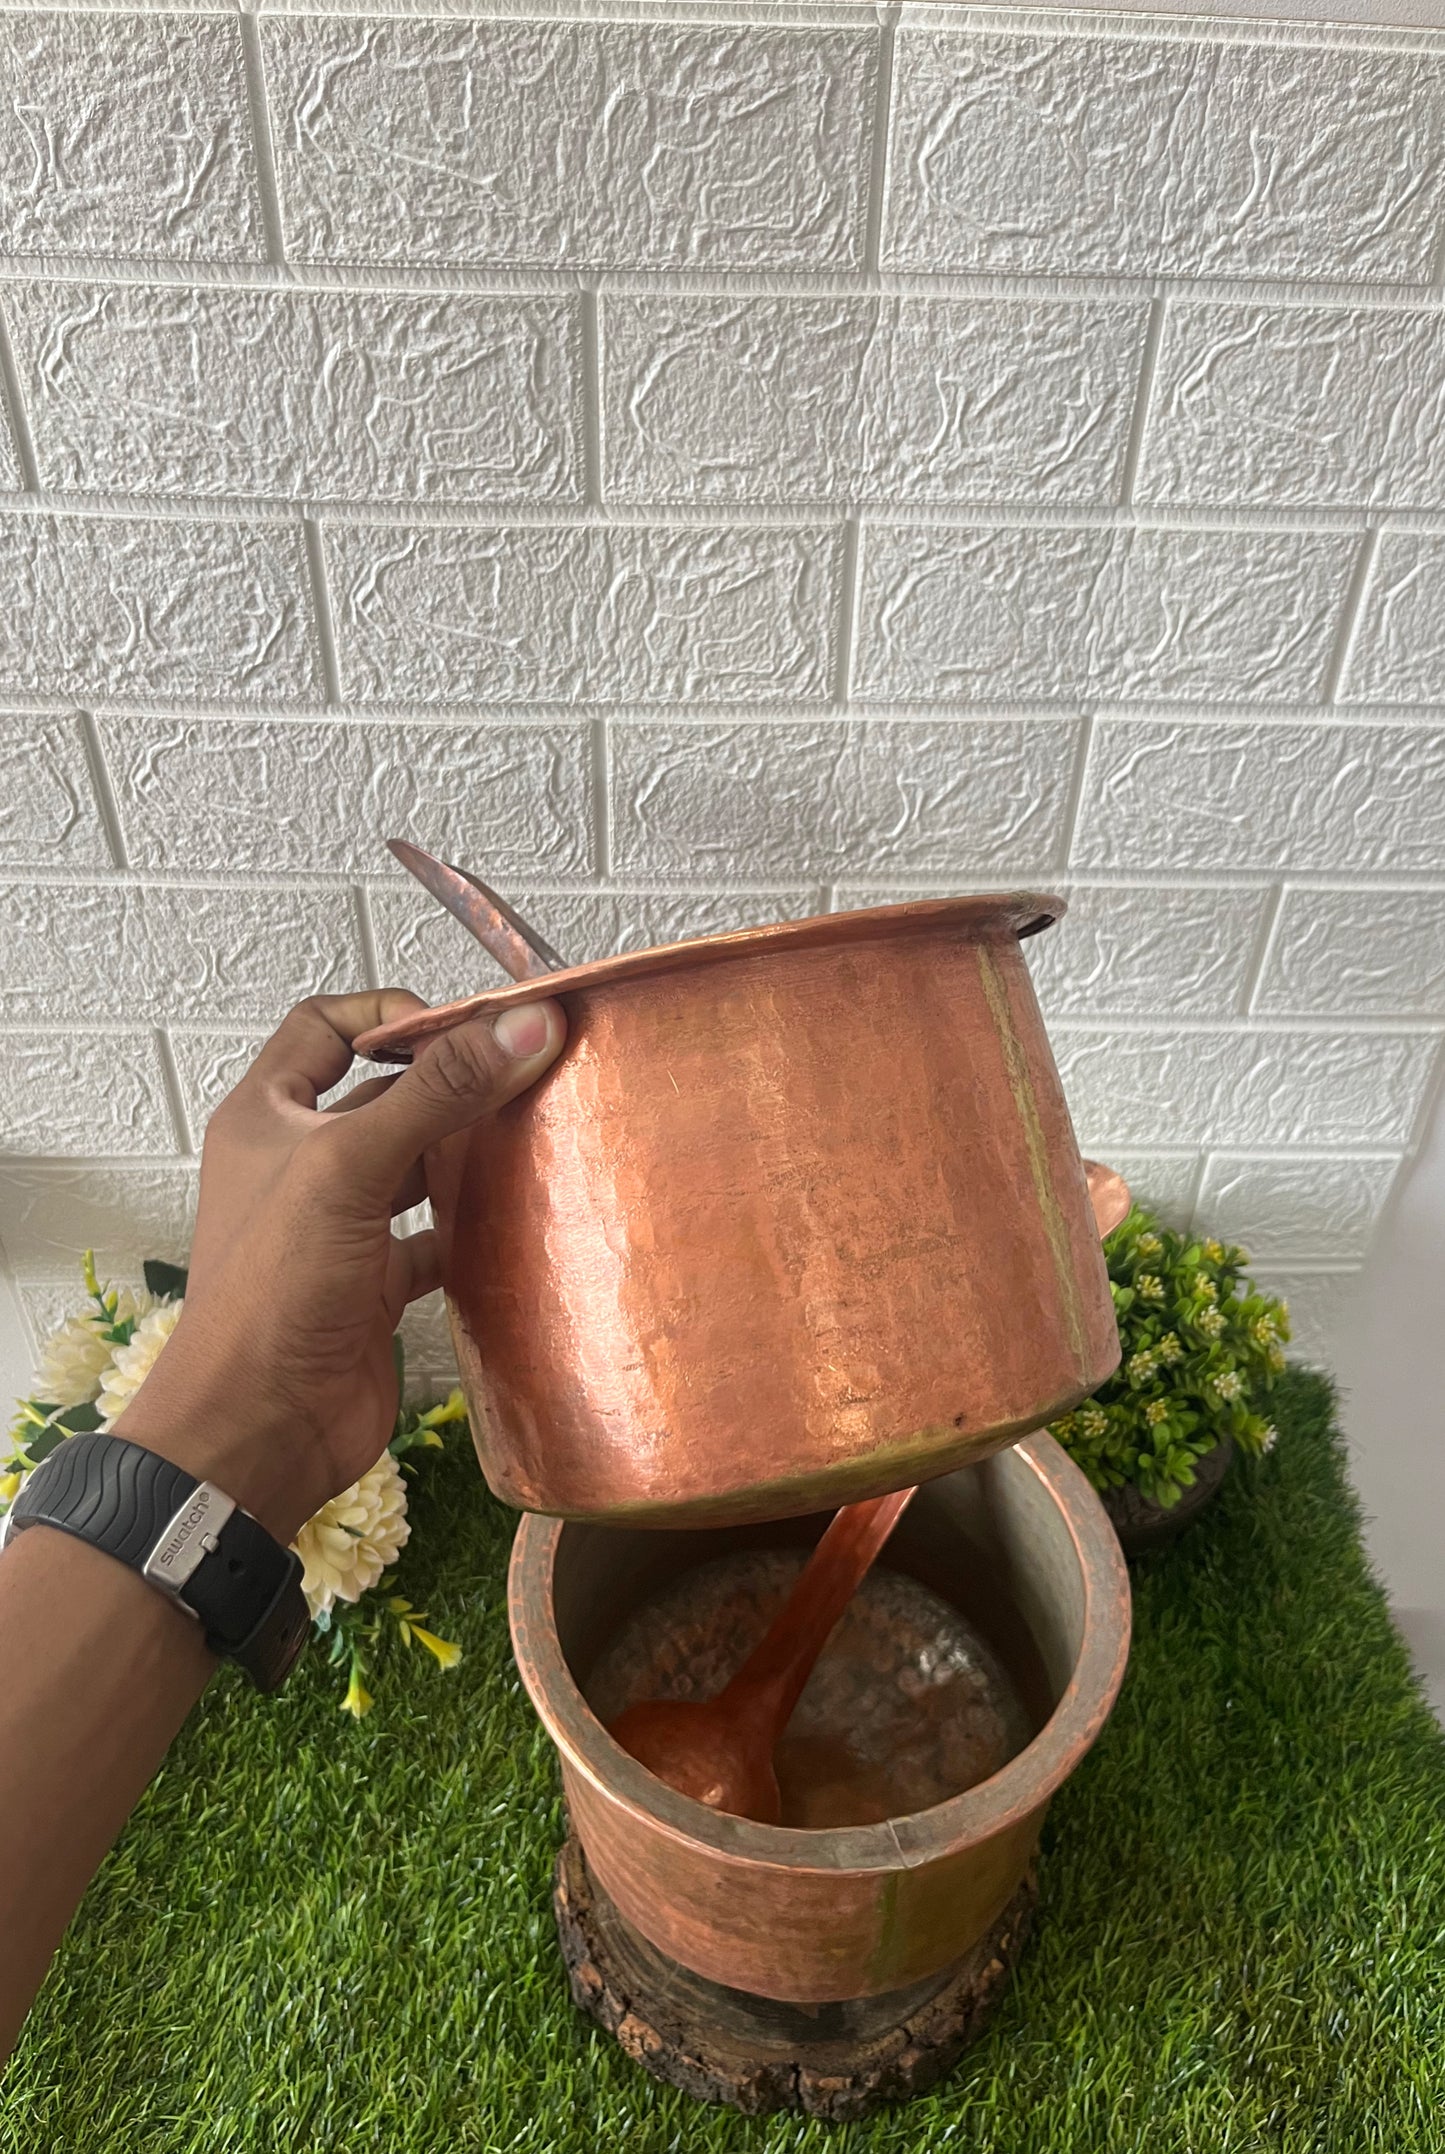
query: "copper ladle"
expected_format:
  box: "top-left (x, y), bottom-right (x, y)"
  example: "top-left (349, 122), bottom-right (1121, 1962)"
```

top-left (603, 1163), bottom-right (1128, 1822)
top-left (607, 1486), bottom-right (916, 1823)
top-left (388, 841), bottom-right (1132, 1823)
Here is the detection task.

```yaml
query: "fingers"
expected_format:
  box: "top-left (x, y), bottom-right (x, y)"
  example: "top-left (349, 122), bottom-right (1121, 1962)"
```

top-left (335, 1000), bottom-right (566, 1203)
top-left (248, 991), bottom-right (429, 1108)
top-left (384, 1227), bottom-right (441, 1326)
top-left (389, 1162), bottom-right (427, 1217)
top-left (322, 1073), bottom-right (401, 1116)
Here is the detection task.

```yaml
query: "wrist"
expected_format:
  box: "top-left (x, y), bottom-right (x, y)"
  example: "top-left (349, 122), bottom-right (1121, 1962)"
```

top-left (111, 1409), bottom-right (306, 1547)
top-left (108, 1346), bottom-right (313, 1546)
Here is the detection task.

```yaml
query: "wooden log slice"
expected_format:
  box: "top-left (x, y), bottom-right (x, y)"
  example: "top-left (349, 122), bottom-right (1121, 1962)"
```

top-left (552, 1832), bottom-right (1036, 2122)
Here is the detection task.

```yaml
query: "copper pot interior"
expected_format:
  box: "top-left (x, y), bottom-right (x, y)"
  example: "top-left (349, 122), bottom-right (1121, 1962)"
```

top-left (515, 1436), bottom-right (1128, 1999)
top-left (552, 1463), bottom-right (1081, 1802)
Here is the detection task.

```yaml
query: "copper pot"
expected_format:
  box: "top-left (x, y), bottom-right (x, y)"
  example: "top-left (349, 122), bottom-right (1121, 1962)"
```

top-left (361, 896), bottom-right (1119, 1527)
top-left (509, 1432), bottom-right (1131, 2002)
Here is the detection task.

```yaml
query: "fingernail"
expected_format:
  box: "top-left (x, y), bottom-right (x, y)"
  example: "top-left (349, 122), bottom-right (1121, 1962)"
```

top-left (493, 1003), bottom-right (551, 1059)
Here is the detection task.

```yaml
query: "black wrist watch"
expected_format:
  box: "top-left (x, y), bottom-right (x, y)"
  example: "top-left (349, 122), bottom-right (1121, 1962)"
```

top-left (1, 1430), bottom-right (309, 1691)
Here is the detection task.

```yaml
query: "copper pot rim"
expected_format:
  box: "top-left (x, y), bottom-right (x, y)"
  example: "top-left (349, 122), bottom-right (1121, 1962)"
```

top-left (357, 890), bottom-right (1064, 1062)
top-left (508, 1431), bottom-right (1131, 1879)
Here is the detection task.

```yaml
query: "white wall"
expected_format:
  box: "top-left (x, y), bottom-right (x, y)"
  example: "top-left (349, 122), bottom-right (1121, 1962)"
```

top-left (1, 10), bottom-right (1441, 1494)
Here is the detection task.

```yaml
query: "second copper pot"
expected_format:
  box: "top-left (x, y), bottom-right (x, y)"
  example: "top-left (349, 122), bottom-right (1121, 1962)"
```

top-left (361, 895), bottom-right (1119, 1527)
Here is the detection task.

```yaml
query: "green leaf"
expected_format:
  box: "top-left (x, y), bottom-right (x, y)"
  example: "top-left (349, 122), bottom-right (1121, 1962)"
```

top-left (143, 1260), bottom-right (189, 1300)
top-left (53, 1401), bottom-right (102, 1436)
top-left (24, 1423), bottom-right (71, 1465)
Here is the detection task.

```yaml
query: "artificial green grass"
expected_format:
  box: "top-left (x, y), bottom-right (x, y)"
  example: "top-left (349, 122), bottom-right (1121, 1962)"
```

top-left (4, 1368), bottom-right (1443, 2152)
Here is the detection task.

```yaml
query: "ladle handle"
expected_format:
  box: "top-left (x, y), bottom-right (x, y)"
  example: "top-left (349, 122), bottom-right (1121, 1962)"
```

top-left (722, 1484), bottom-right (917, 1732)
top-left (386, 839), bottom-right (565, 982)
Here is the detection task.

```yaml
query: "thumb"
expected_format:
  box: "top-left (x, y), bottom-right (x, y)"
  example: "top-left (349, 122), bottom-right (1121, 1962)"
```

top-left (341, 999), bottom-right (566, 1199)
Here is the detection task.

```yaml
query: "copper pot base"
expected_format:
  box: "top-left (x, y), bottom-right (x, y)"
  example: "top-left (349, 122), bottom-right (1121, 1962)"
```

top-left (553, 1832), bottom-right (1037, 2121)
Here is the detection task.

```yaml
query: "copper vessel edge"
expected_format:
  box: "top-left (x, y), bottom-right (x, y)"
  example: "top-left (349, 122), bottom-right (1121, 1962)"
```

top-left (508, 1432), bottom-right (1132, 1881)
top-left (357, 891), bottom-right (1065, 1060)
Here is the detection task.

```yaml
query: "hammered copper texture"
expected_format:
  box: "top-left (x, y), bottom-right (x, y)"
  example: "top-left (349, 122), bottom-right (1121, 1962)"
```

top-left (404, 898), bottom-right (1119, 1526)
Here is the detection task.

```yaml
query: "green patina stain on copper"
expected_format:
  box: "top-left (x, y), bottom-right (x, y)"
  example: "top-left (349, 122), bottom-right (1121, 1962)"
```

top-left (864, 1872), bottom-right (905, 1991)
top-left (976, 942), bottom-right (1088, 1371)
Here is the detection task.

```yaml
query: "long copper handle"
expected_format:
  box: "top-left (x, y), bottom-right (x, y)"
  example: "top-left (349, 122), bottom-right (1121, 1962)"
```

top-left (387, 839), bottom-right (565, 983)
top-left (721, 1485), bottom-right (917, 1729)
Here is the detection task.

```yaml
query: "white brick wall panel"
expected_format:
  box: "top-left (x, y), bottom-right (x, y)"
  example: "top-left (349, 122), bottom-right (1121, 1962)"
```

top-left (0, 715), bottom-right (108, 867)
top-left (1024, 883), bottom-right (1269, 1019)
top-left (370, 884), bottom-right (817, 1008)
top-left (398, 1289), bottom-right (457, 1383)
top-left (263, 17), bottom-right (874, 271)
top-left (1053, 1028), bottom-right (1436, 1150)
top-left (884, 30), bottom-right (1445, 284)
top-left (98, 716), bottom-right (593, 880)
top-left (1257, 889), bottom-right (1445, 1019)
top-left (1249, 1268), bottom-right (1359, 1369)
top-left (10, 285), bottom-right (582, 508)
top-left (852, 526), bottom-right (1352, 705)
top-left (609, 719), bottom-right (1080, 881)
top-left (327, 525), bottom-right (838, 707)
top-left (0, 883), bottom-right (363, 1026)
top-left (0, 1161), bottom-right (198, 1278)
top-left (0, 1033), bottom-right (175, 1158)
top-left (831, 882), bottom-right (1054, 909)
top-left (1343, 535), bottom-right (1445, 704)
top-left (1079, 1150), bottom-right (1198, 1231)
top-left (1077, 721), bottom-right (1445, 876)
top-left (0, 515), bottom-right (321, 706)
top-left (0, 393), bottom-right (20, 491)
top-left (1139, 304), bottom-right (1445, 510)
top-left (170, 1030), bottom-right (375, 1135)
top-left (17, 1278), bottom-right (92, 1372)
top-left (1195, 1152), bottom-right (1398, 1261)
top-left (0, 13), bottom-right (262, 260)
top-left (602, 296), bottom-right (1147, 507)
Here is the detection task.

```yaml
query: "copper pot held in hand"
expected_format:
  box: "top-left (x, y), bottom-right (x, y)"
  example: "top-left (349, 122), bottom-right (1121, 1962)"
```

top-left (358, 895), bottom-right (1119, 1527)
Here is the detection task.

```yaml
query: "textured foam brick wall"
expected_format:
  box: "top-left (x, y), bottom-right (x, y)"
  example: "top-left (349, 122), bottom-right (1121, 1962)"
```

top-left (2, 3), bottom-right (1444, 1396)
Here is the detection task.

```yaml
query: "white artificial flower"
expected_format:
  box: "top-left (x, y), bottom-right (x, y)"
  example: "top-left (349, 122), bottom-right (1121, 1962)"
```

top-left (293, 1453), bottom-right (411, 1620)
top-left (97, 1301), bottom-right (184, 1426)
top-left (37, 1290), bottom-right (154, 1409)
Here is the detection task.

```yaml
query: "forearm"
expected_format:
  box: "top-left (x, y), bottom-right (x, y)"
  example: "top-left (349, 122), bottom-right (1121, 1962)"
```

top-left (0, 1524), bottom-right (214, 2061)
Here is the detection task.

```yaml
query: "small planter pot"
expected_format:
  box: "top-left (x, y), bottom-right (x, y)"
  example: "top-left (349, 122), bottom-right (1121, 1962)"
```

top-left (509, 1433), bottom-right (1130, 2005)
top-left (1099, 1436), bottom-right (1234, 1556)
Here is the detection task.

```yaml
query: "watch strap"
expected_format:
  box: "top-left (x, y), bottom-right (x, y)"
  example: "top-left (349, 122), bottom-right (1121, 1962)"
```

top-left (5, 1430), bottom-right (308, 1692)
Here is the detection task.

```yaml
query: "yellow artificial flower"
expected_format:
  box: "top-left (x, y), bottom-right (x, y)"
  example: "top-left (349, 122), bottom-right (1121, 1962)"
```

top-left (411, 1625), bottom-right (462, 1670)
top-left (388, 1596), bottom-right (462, 1670)
top-left (342, 1662), bottom-right (374, 1719)
top-left (410, 1390), bottom-right (469, 1448)
top-left (0, 1470), bottom-right (23, 1505)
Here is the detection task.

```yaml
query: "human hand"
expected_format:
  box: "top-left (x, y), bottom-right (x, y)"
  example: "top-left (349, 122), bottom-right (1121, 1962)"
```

top-left (113, 990), bottom-right (565, 1542)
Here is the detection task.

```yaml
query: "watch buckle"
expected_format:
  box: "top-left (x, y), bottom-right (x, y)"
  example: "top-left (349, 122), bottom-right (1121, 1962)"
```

top-left (142, 1482), bottom-right (237, 1608)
